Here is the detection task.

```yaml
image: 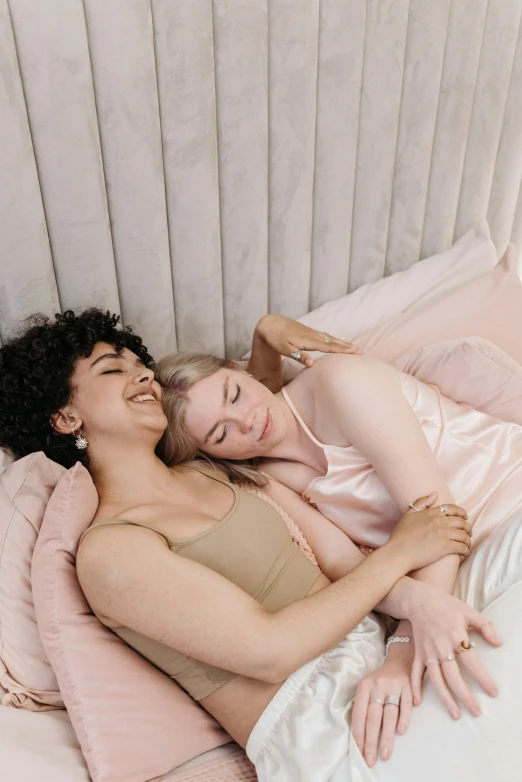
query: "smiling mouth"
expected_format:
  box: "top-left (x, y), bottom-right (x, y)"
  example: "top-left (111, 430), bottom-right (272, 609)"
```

top-left (259, 410), bottom-right (273, 440)
top-left (129, 393), bottom-right (161, 404)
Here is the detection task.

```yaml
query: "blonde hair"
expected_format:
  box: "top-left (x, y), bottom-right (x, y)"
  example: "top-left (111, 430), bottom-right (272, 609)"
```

top-left (156, 352), bottom-right (267, 488)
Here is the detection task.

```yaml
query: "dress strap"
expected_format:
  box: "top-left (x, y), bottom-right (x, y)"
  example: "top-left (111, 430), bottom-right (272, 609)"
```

top-left (281, 387), bottom-right (327, 449)
top-left (78, 518), bottom-right (172, 549)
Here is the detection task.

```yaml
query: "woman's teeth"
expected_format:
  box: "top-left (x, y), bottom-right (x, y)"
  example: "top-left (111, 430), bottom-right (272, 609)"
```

top-left (132, 394), bottom-right (156, 403)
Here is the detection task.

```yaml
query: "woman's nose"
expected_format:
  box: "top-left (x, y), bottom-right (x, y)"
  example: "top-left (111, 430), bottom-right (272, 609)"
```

top-left (238, 411), bottom-right (255, 434)
top-left (136, 367), bottom-right (154, 383)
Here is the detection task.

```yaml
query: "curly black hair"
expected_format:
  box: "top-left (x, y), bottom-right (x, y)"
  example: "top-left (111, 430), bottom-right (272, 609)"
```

top-left (0, 308), bottom-right (154, 468)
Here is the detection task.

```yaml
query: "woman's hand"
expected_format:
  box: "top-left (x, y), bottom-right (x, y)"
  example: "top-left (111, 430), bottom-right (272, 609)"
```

top-left (405, 588), bottom-right (502, 719)
top-left (384, 492), bottom-right (472, 572)
top-left (352, 642), bottom-right (414, 767)
top-left (255, 314), bottom-right (362, 368)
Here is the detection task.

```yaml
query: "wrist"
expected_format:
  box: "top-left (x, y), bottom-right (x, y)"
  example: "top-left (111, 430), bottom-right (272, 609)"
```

top-left (380, 539), bottom-right (414, 579)
top-left (253, 315), bottom-right (273, 344)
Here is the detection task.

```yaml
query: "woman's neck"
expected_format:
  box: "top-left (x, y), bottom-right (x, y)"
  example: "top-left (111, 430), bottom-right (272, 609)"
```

top-left (265, 390), bottom-right (327, 472)
top-left (88, 440), bottom-right (178, 510)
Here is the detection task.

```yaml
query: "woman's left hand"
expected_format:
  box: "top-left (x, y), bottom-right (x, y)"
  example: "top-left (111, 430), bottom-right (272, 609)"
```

top-left (352, 644), bottom-right (414, 767)
top-left (255, 314), bottom-right (362, 367)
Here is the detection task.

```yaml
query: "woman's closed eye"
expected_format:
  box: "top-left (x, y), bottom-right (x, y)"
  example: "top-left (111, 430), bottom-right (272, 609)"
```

top-left (101, 368), bottom-right (124, 375)
top-left (216, 425), bottom-right (227, 445)
top-left (214, 385), bottom-right (240, 444)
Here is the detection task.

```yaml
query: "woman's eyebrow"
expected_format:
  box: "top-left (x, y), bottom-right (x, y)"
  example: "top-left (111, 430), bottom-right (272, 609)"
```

top-left (89, 353), bottom-right (146, 369)
top-left (90, 352), bottom-right (123, 368)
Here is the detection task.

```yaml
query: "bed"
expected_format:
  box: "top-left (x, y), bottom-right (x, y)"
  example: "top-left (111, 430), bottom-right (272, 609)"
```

top-left (1, 1), bottom-right (522, 780)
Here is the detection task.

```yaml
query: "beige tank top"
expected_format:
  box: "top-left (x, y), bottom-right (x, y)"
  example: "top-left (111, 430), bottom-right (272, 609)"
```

top-left (78, 466), bottom-right (321, 700)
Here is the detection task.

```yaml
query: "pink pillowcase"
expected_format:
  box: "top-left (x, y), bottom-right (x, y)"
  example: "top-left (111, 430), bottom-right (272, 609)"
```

top-left (359, 243), bottom-right (522, 365)
top-left (31, 462), bottom-right (231, 782)
top-left (282, 221), bottom-right (498, 382)
top-left (394, 337), bottom-right (522, 426)
top-left (0, 452), bottom-right (65, 709)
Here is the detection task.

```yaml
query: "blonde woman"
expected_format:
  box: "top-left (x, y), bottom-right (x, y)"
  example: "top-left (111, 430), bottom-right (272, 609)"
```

top-left (155, 350), bottom-right (519, 760)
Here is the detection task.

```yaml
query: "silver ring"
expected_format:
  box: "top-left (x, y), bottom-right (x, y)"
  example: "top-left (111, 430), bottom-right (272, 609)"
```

top-left (425, 659), bottom-right (441, 665)
top-left (444, 654), bottom-right (457, 662)
top-left (384, 695), bottom-right (401, 707)
top-left (439, 504), bottom-right (449, 515)
top-left (290, 350), bottom-right (301, 360)
top-left (324, 332), bottom-right (332, 344)
top-left (408, 502), bottom-right (420, 512)
top-left (370, 698), bottom-right (384, 705)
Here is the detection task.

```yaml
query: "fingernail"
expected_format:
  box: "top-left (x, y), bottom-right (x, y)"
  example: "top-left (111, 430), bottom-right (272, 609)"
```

top-left (366, 753), bottom-right (374, 766)
top-left (489, 689), bottom-right (498, 697)
top-left (471, 708), bottom-right (481, 717)
top-left (381, 748), bottom-right (389, 760)
top-left (451, 710), bottom-right (460, 720)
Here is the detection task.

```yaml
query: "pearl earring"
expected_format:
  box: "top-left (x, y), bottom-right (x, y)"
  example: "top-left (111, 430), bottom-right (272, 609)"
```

top-left (74, 428), bottom-right (88, 450)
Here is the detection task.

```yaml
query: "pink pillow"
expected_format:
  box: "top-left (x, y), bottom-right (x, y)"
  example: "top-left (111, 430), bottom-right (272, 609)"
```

top-left (281, 221), bottom-right (498, 382)
top-left (0, 452), bottom-right (65, 710)
top-left (359, 243), bottom-right (522, 365)
top-left (394, 337), bottom-right (522, 426)
top-left (31, 462), bottom-right (231, 782)
top-left (299, 221), bottom-right (497, 338)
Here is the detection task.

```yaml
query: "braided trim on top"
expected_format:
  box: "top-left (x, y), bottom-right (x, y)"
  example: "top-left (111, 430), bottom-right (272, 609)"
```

top-left (245, 488), bottom-right (318, 566)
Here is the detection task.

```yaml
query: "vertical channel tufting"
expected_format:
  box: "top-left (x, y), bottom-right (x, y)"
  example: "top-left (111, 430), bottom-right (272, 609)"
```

top-left (83, 0), bottom-right (177, 359)
top-left (2, 0), bottom-right (522, 352)
top-left (511, 180), bottom-right (522, 271)
top-left (267, 0), bottom-right (320, 319)
top-left (454, 0), bottom-right (522, 245)
top-left (0, 0), bottom-right (59, 340)
top-left (213, 0), bottom-right (269, 358)
top-left (421, 0), bottom-right (489, 258)
top-left (385, 0), bottom-right (451, 274)
top-left (308, 0), bottom-right (366, 310)
top-left (7, 0), bottom-right (120, 314)
top-left (348, 0), bottom-right (410, 292)
top-left (488, 9), bottom-right (522, 257)
top-left (152, 0), bottom-right (225, 356)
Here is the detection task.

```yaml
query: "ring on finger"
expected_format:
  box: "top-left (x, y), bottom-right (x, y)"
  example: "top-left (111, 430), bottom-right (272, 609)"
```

top-left (459, 640), bottom-right (476, 652)
top-left (290, 350), bottom-right (301, 360)
top-left (426, 659), bottom-right (441, 665)
top-left (439, 504), bottom-right (449, 515)
top-left (408, 502), bottom-right (420, 512)
top-left (370, 698), bottom-right (384, 705)
top-left (323, 332), bottom-right (331, 343)
top-left (384, 695), bottom-right (401, 707)
top-left (444, 654), bottom-right (457, 662)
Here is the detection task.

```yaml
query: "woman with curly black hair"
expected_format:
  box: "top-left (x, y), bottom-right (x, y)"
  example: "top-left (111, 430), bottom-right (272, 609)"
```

top-left (0, 307), bottom-right (477, 780)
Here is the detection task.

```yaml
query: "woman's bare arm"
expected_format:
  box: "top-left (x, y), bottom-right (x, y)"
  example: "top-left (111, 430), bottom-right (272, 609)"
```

top-left (76, 508), bottom-right (467, 684)
top-left (310, 354), bottom-right (460, 593)
top-left (263, 476), bottom-right (441, 619)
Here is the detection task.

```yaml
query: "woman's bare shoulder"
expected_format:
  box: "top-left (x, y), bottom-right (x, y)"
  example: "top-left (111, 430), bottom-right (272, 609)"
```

top-left (287, 353), bottom-right (397, 398)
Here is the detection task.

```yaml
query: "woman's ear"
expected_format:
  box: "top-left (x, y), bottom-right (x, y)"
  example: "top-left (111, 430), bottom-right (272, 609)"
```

top-left (50, 408), bottom-right (83, 436)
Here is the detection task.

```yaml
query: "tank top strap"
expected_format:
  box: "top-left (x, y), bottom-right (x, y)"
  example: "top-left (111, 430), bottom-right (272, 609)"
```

top-left (78, 518), bottom-right (172, 549)
top-left (186, 461), bottom-right (239, 493)
top-left (281, 387), bottom-right (327, 450)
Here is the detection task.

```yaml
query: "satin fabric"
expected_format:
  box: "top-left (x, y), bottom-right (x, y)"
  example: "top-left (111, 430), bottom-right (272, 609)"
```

top-left (282, 372), bottom-right (522, 549)
top-left (246, 514), bottom-right (522, 781)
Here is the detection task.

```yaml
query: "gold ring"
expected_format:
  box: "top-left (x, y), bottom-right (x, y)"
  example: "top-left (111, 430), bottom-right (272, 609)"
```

top-left (459, 640), bottom-right (476, 652)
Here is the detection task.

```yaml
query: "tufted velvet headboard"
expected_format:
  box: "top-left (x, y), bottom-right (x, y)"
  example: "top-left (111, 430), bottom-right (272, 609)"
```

top-left (1, 0), bottom-right (522, 359)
